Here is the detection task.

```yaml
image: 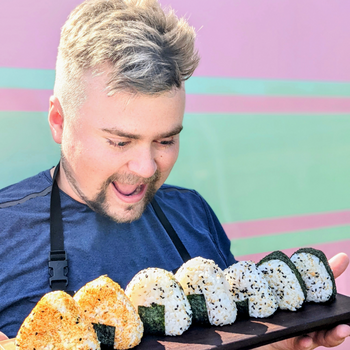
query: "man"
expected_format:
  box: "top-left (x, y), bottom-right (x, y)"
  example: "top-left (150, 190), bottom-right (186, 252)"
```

top-left (0, 0), bottom-right (349, 348)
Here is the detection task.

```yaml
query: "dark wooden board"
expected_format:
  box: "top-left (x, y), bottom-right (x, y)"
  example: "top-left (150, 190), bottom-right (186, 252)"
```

top-left (2, 294), bottom-right (349, 350)
top-left (134, 294), bottom-right (350, 350)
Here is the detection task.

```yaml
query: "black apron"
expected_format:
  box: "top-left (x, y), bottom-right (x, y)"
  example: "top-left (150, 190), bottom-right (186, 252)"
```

top-left (48, 162), bottom-right (191, 292)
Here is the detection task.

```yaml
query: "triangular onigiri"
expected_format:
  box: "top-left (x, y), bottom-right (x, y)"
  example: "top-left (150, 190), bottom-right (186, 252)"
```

top-left (15, 291), bottom-right (100, 349)
top-left (74, 275), bottom-right (143, 349)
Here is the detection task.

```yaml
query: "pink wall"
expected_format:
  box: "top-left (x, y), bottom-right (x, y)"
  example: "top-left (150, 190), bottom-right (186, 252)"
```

top-left (1, 0), bottom-right (350, 81)
top-left (161, 0), bottom-right (350, 81)
top-left (0, 0), bottom-right (81, 69)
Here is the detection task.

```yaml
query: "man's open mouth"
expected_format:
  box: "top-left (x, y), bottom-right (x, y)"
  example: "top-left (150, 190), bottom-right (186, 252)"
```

top-left (112, 182), bottom-right (147, 203)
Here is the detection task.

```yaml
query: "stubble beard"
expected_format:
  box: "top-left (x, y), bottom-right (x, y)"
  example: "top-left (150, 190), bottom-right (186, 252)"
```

top-left (60, 154), bottom-right (160, 223)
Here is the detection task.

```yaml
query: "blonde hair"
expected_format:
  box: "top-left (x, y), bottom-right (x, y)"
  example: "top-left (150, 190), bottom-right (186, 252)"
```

top-left (54, 0), bottom-right (200, 117)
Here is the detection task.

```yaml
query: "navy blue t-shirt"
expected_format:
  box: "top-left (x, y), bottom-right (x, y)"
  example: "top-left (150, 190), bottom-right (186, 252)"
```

top-left (0, 169), bottom-right (236, 338)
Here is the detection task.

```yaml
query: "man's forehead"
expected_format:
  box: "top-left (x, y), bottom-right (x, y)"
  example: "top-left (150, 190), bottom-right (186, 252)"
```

top-left (75, 76), bottom-right (185, 135)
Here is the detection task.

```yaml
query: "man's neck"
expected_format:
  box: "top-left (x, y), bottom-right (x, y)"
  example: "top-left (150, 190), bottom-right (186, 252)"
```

top-left (49, 166), bottom-right (85, 204)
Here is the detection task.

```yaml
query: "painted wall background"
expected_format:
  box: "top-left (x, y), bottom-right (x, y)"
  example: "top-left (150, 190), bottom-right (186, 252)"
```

top-left (1, 1), bottom-right (350, 346)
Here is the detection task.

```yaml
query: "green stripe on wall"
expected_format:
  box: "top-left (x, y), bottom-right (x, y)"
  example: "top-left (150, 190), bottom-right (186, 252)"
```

top-left (230, 225), bottom-right (350, 256)
top-left (1, 67), bottom-right (350, 97)
top-left (0, 68), bottom-right (55, 90)
top-left (186, 77), bottom-right (350, 97)
top-left (0, 111), bottom-right (60, 188)
top-left (2, 111), bottom-right (350, 227)
top-left (167, 113), bottom-right (350, 223)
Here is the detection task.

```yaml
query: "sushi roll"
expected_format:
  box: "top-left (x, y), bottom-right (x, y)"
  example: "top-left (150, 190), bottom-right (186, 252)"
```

top-left (175, 257), bottom-right (237, 326)
top-left (257, 251), bottom-right (307, 311)
top-left (15, 291), bottom-right (100, 349)
top-left (290, 247), bottom-right (337, 303)
top-left (224, 261), bottom-right (278, 318)
top-left (74, 275), bottom-right (143, 349)
top-left (125, 268), bottom-right (192, 336)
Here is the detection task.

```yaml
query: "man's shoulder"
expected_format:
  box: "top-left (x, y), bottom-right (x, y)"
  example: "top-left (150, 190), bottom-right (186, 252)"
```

top-left (0, 169), bottom-right (52, 207)
top-left (157, 183), bottom-right (200, 196)
top-left (156, 183), bottom-right (205, 206)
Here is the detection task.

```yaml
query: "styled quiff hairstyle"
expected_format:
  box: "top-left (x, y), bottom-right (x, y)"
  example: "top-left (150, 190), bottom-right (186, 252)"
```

top-left (54, 0), bottom-right (200, 117)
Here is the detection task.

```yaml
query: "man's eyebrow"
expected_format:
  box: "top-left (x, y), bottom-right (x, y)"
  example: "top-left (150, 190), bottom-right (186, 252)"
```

top-left (101, 125), bottom-right (183, 139)
top-left (101, 128), bottom-right (140, 139)
top-left (158, 125), bottom-right (183, 138)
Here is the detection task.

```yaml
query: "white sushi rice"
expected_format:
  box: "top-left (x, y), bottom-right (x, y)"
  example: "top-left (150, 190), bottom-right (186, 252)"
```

top-left (175, 257), bottom-right (237, 326)
top-left (291, 252), bottom-right (333, 302)
top-left (224, 261), bottom-right (278, 318)
top-left (125, 268), bottom-right (192, 336)
top-left (258, 260), bottom-right (305, 311)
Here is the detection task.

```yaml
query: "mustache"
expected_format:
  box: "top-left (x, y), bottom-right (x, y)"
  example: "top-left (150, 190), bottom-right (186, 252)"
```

top-left (104, 169), bottom-right (160, 187)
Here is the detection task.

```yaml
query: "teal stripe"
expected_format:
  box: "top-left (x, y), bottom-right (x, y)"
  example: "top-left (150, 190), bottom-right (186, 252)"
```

top-left (0, 111), bottom-right (60, 188)
top-left (1, 67), bottom-right (350, 97)
top-left (167, 113), bottom-right (350, 223)
top-left (186, 76), bottom-right (350, 97)
top-left (230, 226), bottom-right (350, 257)
top-left (0, 68), bottom-right (55, 90)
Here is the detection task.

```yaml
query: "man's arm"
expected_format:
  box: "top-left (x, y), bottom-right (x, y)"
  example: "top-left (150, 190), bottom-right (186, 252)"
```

top-left (256, 253), bottom-right (350, 350)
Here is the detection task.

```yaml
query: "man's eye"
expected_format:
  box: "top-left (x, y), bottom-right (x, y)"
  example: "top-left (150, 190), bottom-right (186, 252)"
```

top-left (159, 139), bottom-right (175, 146)
top-left (107, 139), bottom-right (129, 148)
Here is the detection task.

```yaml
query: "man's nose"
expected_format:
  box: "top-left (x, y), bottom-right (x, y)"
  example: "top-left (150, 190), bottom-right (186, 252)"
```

top-left (127, 146), bottom-right (157, 179)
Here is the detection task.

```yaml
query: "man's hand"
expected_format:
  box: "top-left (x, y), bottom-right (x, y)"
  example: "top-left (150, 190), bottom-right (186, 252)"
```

top-left (0, 331), bottom-right (8, 341)
top-left (256, 252), bottom-right (350, 350)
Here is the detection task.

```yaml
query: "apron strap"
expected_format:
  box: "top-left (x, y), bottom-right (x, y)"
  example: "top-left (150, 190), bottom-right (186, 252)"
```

top-left (49, 162), bottom-right (69, 291)
top-left (151, 198), bottom-right (191, 263)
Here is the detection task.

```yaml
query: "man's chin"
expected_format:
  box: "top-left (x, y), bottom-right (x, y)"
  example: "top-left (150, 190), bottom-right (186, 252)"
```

top-left (107, 205), bottom-right (145, 223)
top-left (88, 199), bottom-right (147, 224)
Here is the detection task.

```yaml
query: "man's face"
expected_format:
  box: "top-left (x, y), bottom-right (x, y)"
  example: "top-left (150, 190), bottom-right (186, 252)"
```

top-left (56, 74), bottom-right (185, 223)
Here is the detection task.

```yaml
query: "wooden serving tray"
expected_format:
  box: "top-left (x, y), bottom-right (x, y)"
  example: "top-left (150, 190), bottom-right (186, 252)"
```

top-left (2, 294), bottom-right (350, 350)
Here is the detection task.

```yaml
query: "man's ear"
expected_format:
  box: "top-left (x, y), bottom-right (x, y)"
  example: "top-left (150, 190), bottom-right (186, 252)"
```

top-left (48, 96), bottom-right (64, 144)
